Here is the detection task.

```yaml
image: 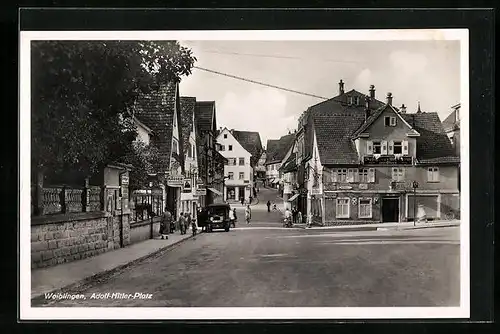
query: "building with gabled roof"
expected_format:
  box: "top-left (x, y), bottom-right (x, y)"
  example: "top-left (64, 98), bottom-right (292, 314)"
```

top-left (216, 127), bottom-right (260, 203)
top-left (293, 80), bottom-right (460, 226)
top-left (442, 103), bottom-right (461, 157)
top-left (264, 133), bottom-right (295, 188)
top-left (133, 81), bottom-right (185, 220)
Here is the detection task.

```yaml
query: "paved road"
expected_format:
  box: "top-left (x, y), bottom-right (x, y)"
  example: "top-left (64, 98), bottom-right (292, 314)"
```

top-left (34, 225), bottom-right (460, 307)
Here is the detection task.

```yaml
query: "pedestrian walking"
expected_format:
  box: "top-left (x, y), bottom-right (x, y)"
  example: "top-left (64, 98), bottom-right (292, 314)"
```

top-left (191, 215), bottom-right (198, 236)
top-left (229, 207), bottom-right (236, 228)
top-left (245, 205), bottom-right (251, 224)
top-left (178, 212), bottom-right (185, 234)
top-left (240, 197), bottom-right (245, 206)
top-left (183, 212), bottom-right (191, 235)
top-left (266, 200), bottom-right (271, 212)
top-left (297, 210), bottom-right (303, 225)
top-left (249, 196), bottom-right (253, 205)
top-left (160, 208), bottom-right (172, 239)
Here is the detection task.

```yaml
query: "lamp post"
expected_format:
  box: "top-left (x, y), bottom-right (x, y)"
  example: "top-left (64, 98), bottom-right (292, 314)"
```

top-left (412, 181), bottom-right (419, 226)
top-left (148, 181), bottom-right (154, 239)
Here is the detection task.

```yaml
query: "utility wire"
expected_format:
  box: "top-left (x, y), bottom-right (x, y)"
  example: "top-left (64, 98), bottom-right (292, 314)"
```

top-left (191, 47), bottom-right (364, 64)
top-left (193, 66), bottom-right (329, 100)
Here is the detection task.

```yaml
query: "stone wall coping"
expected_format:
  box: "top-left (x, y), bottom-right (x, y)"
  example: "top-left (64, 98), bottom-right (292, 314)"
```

top-left (31, 211), bottom-right (111, 226)
top-left (130, 217), bottom-right (162, 228)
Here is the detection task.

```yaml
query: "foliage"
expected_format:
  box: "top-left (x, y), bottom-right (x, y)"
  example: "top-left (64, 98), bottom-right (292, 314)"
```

top-left (31, 40), bottom-right (196, 177)
top-left (122, 140), bottom-right (169, 192)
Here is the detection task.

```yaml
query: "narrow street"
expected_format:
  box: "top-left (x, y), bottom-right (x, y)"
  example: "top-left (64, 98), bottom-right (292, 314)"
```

top-left (34, 225), bottom-right (460, 307)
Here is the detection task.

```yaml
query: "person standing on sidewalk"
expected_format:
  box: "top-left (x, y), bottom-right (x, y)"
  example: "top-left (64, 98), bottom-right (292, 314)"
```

top-left (245, 205), bottom-right (252, 224)
top-left (160, 208), bottom-right (172, 239)
top-left (297, 210), bottom-right (303, 225)
top-left (184, 212), bottom-right (192, 235)
top-left (240, 197), bottom-right (245, 206)
top-left (266, 200), bottom-right (271, 212)
top-left (229, 207), bottom-right (236, 228)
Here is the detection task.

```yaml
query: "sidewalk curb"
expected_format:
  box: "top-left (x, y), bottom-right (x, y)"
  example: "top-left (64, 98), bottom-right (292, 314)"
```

top-left (377, 223), bottom-right (460, 231)
top-left (31, 233), bottom-right (199, 301)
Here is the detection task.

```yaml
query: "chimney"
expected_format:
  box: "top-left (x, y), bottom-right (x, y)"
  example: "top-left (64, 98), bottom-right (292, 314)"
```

top-left (417, 101), bottom-right (422, 113)
top-left (339, 79), bottom-right (345, 95)
top-left (386, 92), bottom-right (393, 106)
top-left (364, 97), bottom-right (371, 121)
top-left (369, 85), bottom-right (375, 99)
top-left (400, 104), bottom-right (407, 114)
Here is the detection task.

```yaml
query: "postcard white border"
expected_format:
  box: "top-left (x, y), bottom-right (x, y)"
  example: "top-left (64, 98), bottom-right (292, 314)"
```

top-left (20, 29), bottom-right (469, 320)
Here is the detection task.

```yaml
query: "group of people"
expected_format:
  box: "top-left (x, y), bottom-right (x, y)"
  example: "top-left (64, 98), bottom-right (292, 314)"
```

top-left (159, 208), bottom-right (198, 239)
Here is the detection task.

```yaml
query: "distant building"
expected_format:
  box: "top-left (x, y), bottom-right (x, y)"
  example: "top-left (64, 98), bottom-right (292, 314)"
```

top-left (442, 103), bottom-right (461, 157)
top-left (265, 134), bottom-right (295, 189)
top-left (216, 128), bottom-right (262, 203)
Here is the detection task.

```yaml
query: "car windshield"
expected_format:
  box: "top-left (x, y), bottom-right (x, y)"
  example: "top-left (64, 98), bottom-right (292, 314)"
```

top-left (208, 207), bottom-right (227, 216)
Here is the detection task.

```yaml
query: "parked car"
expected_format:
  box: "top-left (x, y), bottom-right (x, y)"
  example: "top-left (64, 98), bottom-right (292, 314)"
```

top-left (202, 203), bottom-right (232, 232)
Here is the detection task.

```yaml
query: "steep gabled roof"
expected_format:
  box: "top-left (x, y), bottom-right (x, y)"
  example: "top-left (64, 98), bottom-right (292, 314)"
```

top-left (265, 139), bottom-right (280, 164)
top-left (265, 134), bottom-right (295, 164)
top-left (351, 104), bottom-right (419, 138)
top-left (195, 101), bottom-right (215, 133)
top-left (442, 109), bottom-right (460, 133)
top-left (133, 82), bottom-right (178, 171)
top-left (232, 130), bottom-right (263, 166)
top-left (401, 112), bottom-right (459, 164)
top-left (179, 96), bottom-right (197, 154)
top-left (313, 110), bottom-right (366, 165)
top-left (303, 89), bottom-right (385, 162)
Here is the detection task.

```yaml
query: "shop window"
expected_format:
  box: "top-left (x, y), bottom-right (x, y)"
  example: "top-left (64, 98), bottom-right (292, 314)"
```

top-left (228, 172), bottom-right (234, 180)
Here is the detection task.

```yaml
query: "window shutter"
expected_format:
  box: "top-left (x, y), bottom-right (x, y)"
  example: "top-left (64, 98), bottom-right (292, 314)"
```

top-left (354, 168), bottom-right (359, 182)
top-left (427, 167), bottom-right (432, 181)
top-left (332, 170), bottom-right (338, 182)
top-left (368, 168), bottom-right (375, 183)
top-left (366, 141), bottom-right (373, 155)
top-left (347, 169), bottom-right (354, 183)
top-left (402, 140), bottom-right (409, 155)
top-left (401, 168), bottom-right (406, 180)
top-left (388, 140), bottom-right (394, 155)
top-left (381, 141), bottom-right (388, 155)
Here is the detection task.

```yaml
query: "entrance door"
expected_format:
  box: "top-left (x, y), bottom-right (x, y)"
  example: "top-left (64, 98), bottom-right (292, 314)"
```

top-left (238, 186), bottom-right (246, 202)
top-left (382, 197), bottom-right (399, 222)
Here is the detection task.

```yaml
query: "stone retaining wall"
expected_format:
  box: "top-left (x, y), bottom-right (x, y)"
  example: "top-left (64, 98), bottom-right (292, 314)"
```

top-left (129, 217), bottom-right (161, 244)
top-left (31, 211), bottom-right (131, 269)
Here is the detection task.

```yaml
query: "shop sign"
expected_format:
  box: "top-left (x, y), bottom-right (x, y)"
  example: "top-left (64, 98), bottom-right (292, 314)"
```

top-left (339, 185), bottom-right (353, 190)
top-left (166, 175), bottom-right (184, 187)
top-left (363, 155), bottom-right (413, 165)
top-left (120, 174), bottom-right (129, 185)
top-left (311, 187), bottom-right (322, 195)
top-left (183, 179), bottom-right (192, 193)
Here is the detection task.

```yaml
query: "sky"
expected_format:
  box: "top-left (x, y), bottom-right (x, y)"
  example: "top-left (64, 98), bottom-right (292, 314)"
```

top-left (178, 40), bottom-right (461, 148)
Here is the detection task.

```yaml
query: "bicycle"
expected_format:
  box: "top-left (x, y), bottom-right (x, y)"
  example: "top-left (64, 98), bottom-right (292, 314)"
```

top-left (444, 210), bottom-right (455, 221)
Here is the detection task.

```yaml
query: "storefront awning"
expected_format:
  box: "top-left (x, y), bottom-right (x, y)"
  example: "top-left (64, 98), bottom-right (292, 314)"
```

top-left (288, 194), bottom-right (299, 202)
top-left (271, 178), bottom-right (279, 184)
top-left (207, 187), bottom-right (223, 196)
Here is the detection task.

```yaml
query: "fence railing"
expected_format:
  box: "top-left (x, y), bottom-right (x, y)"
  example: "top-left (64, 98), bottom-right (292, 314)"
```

top-left (32, 184), bottom-right (104, 216)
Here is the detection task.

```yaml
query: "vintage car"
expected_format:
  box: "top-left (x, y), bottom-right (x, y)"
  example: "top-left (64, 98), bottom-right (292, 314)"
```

top-left (199, 203), bottom-right (231, 232)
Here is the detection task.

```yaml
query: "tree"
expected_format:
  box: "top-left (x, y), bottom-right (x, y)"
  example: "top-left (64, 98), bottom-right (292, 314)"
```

top-left (31, 40), bottom-right (196, 180)
top-left (122, 140), bottom-right (169, 192)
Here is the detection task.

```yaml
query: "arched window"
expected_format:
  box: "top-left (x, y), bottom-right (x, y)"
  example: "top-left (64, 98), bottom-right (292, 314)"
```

top-left (187, 142), bottom-right (192, 158)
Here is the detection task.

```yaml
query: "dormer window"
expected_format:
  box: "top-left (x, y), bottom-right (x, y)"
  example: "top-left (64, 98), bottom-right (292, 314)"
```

top-left (223, 134), bottom-right (227, 139)
top-left (384, 116), bottom-right (396, 127)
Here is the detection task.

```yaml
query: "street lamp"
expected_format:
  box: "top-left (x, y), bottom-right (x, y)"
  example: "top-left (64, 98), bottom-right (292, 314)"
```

top-left (148, 181), bottom-right (153, 239)
top-left (412, 181), bottom-right (419, 226)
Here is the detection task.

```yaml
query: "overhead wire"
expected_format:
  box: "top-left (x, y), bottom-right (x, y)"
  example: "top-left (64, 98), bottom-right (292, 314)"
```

top-left (193, 66), bottom-right (329, 101)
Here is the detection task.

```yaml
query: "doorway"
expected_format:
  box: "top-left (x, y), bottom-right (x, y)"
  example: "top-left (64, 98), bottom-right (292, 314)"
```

top-left (382, 197), bottom-right (399, 222)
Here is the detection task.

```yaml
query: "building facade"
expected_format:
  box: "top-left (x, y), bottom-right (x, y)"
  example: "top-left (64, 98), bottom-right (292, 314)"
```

top-left (296, 80), bottom-right (460, 226)
top-left (216, 128), bottom-right (254, 203)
